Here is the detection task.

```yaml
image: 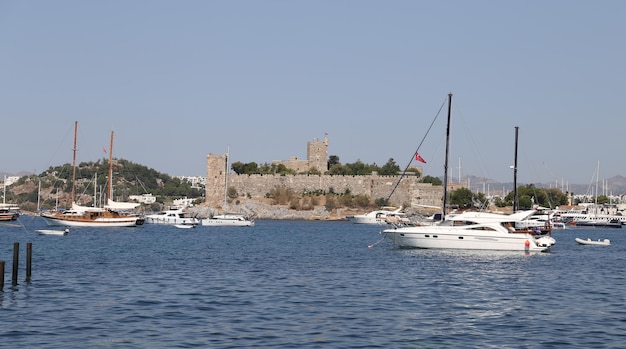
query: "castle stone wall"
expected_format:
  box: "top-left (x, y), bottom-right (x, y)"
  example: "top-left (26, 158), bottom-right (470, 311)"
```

top-left (205, 134), bottom-right (444, 210)
top-left (206, 165), bottom-right (443, 209)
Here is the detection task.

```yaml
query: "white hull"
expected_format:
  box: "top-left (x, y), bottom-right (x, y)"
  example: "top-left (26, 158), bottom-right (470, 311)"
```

top-left (347, 207), bottom-right (407, 225)
top-left (382, 210), bottom-right (556, 252)
top-left (575, 237), bottom-right (611, 246)
top-left (144, 207), bottom-right (200, 226)
top-left (201, 218), bottom-right (254, 227)
top-left (558, 212), bottom-right (626, 225)
top-left (174, 224), bottom-right (196, 229)
top-left (383, 226), bottom-right (555, 252)
top-left (41, 215), bottom-right (139, 227)
top-left (144, 217), bottom-right (199, 225)
top-left (347, 216), bottom-right (388, 225)
top-left (36, 229), bottom-right (69, 235)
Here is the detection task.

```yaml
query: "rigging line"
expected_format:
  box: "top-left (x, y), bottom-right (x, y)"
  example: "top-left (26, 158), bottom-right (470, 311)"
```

top-left (367, 235), bottom-right (387, 248)
top-left (386, 97), bottom-right (448, 203)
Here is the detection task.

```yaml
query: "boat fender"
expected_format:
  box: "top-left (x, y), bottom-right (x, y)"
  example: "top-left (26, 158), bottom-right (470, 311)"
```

top-left (524, 240), bottom-right (530, 247)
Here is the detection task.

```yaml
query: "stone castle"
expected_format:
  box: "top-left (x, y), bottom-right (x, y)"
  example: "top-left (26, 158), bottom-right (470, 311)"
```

top-left (205, 135), bottom-right (448, 210)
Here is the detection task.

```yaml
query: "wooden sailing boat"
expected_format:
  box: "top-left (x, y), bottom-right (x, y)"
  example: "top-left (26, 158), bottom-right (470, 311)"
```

top-left (41, 122), bottom-right (143, 227)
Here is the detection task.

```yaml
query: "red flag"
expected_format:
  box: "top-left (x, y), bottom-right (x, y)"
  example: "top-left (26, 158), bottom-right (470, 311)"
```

top-left (415, 152), bottom-right (426, 163)
top-left (102, 147), bottom-right (107, 153)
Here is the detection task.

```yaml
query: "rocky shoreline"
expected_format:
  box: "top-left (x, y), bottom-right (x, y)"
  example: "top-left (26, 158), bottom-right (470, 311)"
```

top-left (187, 201), bottom-right (352, 221)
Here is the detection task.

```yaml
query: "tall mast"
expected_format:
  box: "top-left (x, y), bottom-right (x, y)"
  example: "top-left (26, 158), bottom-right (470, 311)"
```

top-left (223, 146), bottom-right (229, 209)
top-left (442, 93), bottom-right (452, 221)
top-left (513, 126), bottom-right (519, 212)
top-left (71, 121), bottom-right (78, 205)
top-left (108, 131), bottom-right (114, 202)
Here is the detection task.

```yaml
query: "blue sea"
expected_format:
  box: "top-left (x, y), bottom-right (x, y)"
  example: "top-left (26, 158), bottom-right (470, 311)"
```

top-left (1, 218), bottom-right (625, 348)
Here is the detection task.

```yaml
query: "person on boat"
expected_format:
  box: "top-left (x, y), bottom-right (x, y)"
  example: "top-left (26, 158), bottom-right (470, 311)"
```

top-left (532, 226), bottom-right (542, 235)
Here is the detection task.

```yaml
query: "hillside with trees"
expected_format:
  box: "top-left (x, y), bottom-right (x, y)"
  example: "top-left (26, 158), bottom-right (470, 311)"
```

top-left (8, 159), bottom-right (203, 212)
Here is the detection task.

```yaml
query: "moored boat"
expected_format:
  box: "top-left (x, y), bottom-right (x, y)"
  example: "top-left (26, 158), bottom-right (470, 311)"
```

top-left (36, 229), bottom-right (69, 236)
top-left (0, 204), bottom-right (20, 221)
top-left (40, 122), bottom-right (142, 227)
top-left (575, 237), bottom-right (611, 246)
top-left (201, 213), bottom-right (255, 227)
top-left (174, 223), bottom-right (197, 229)
top-left (381, 96), bottom-right (556, 252)
top-left (144, 206), bottom-right (200, 226)
top-left (347, 206), bottom-right (408, 225)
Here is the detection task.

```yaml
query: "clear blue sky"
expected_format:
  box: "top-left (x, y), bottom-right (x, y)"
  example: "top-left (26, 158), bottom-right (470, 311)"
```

top-left (2, 1), bottom-right (625, 188)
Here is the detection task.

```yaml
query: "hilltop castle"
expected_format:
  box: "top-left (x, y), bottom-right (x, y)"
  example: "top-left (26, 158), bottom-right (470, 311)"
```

top-left (205, 135), bottom-right (445, 210)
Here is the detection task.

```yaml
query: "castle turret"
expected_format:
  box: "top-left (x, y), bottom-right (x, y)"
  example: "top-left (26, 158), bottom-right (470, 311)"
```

top-left (306, 134), bottom-right (328, 173)
top-left (206, 153), bottom-right (227, 207)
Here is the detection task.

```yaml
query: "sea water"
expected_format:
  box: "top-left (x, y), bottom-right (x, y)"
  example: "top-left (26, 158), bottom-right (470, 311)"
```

top-left (1, 218), bottom-right (625, 348)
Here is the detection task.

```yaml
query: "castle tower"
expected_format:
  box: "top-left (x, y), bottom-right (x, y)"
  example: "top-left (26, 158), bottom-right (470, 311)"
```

top-left (206, 153), bottom-right (227, 207)
top-left (306, 133), bottom-right (329, 173)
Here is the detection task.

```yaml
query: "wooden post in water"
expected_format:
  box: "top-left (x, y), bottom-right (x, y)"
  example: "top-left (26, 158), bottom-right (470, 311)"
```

top-left (26, 242), bottom-right (32, 282)
top-left (0, 260), bottom-right (4, 291)
top-left (12, 242), bottom-right (19, 286)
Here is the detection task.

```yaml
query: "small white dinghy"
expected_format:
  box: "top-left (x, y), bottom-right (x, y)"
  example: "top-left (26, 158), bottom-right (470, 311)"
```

top-left (36, 229), bottom-right (70, 236)
top-left (174, 223), bottom-right (197, 229)
top-left (575, 237), bottom-right (611, 246)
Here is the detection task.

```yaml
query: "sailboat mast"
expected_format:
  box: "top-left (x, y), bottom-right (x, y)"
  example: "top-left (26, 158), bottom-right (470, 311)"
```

top-left (442, 93), bottom-right (452, 221)
top-left (108, 131), bottom-right (114, 202)
top-left (513, 126), bottom-right (519, 213)
top-left (223, 147), bottom-right (229, 209)
top-left (71, 121), bottom-right (78, 205)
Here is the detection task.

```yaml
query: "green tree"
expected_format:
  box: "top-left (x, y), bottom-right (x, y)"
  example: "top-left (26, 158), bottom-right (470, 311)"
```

top-left (597, 195), bottom-right (609, 205)
top-left (421, 175), bottom-right (442, 185)
top-left (344, 160), bottom-right (371, 175)
top-left (328, 163), bottom-right (350, 175)
top-left (378, 158), bottom-right (400, 175)
top-left (231, 161), bottom-right (246, 174)
top-left (328, 155), bottom-right (340, 168)
top-left (449, 187), bottom-right (473, 208)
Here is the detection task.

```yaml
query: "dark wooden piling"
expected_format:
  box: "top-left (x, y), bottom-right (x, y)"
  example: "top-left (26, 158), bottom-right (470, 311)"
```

top-left (0, 260), bottom-right (4, 290)
top-left (12, 242), bottom-right (19, 286)
top-left (26, 242), bottom-right (32, 282)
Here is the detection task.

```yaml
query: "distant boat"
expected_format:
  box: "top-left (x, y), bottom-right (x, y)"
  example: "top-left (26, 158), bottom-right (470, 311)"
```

top-left (346, 206), bottom-right (408, 225)
top-left (0, 204), bottom-right (20, 221)
top-left (201, 213), bottom-right (255, 227)
top-left (174, 223), bottom-right (197, 229)
top-left (575, 237), bottom-right (611, 246)
top-left (144, 206), bottom-right (200, 226)
top-left (40, 122), bottom-right (143, 227)
top-left (574, 220), bottom-right (622, 228)
top-left (1, 176), bottom-right (20, 221)
top-left (36, 229), bottom-right (69, 236)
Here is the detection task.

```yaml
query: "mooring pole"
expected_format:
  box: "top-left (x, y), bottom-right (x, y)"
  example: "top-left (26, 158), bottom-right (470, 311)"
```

top-left (26, 242), bottom-right (32, 282)
top-left (12, 242), bottom-right (19, 286)
top-left (0, 261), bottom-right (5, 291)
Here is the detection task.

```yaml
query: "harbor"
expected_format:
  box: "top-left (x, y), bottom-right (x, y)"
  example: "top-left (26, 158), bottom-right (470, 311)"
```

top-left (1, 219), bottom-right (624, 347)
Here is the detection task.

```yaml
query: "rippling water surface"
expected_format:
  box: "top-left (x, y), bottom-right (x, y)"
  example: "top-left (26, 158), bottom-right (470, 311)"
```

top-left (1, 218), bottom-right (625, 348)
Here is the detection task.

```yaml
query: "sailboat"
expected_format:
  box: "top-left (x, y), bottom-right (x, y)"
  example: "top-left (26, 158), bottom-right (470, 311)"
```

top-left (201, 148), bottom-right (255, 227)
top-left (381, 94), bottom-right (556, 251)
top-left (41, 122), bottom-right (143, 227)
